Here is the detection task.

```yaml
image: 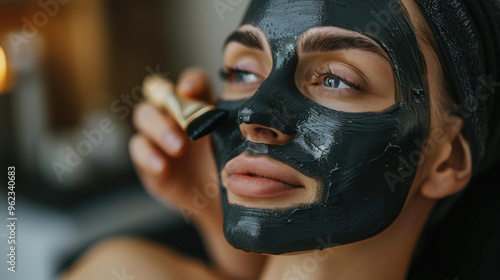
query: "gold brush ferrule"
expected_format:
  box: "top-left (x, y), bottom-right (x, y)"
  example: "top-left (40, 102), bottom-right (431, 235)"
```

top-left (143, 75), bottom-right (216, 130)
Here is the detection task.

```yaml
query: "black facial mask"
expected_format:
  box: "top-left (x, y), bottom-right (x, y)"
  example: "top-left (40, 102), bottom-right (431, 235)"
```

top-left (212, 0), bottom-right (429, 254)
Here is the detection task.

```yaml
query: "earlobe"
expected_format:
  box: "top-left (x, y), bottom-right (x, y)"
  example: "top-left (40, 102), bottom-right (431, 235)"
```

top-left (420, 122), bottom-right (472, 200)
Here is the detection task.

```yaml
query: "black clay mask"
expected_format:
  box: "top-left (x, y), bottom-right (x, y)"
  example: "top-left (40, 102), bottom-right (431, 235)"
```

top-left (212, 0), bottom-right (429, 254)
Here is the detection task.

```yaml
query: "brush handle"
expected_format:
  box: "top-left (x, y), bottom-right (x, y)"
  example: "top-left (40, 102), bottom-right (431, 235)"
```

top-left (142, 75), bottom-right (213, 129)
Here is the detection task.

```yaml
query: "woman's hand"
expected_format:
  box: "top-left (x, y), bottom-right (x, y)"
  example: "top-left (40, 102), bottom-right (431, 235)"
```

top-left (130, 67), bottom-right (266, 280)
top-left (130, 67), bottom-right (221, 227)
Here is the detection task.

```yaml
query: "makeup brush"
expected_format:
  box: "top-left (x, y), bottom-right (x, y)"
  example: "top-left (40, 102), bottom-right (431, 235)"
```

top-left (143, 74), bottom-right (228, 140)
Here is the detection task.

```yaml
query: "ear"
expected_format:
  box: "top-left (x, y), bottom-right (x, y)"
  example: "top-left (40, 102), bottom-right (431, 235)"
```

top-left (420, 118), bottom-right (472, 199)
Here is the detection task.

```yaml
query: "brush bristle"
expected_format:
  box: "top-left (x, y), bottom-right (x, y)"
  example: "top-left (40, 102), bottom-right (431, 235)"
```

top-left (186, 109), bottom-right (229, 140)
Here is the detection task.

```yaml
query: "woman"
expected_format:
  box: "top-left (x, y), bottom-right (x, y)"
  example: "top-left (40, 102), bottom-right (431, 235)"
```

top-left (61, 0), bottom-right (500, 279)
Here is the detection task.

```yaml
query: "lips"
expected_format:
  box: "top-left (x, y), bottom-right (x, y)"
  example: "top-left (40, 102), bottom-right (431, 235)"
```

top-left (222, 154), bottom-right (306, 199)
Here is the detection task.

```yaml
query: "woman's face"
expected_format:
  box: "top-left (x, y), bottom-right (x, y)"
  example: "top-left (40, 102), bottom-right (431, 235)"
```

top-left (220, 25), bottom-right (399, 209)
top-left (212, 0), bottom-right (430, 254)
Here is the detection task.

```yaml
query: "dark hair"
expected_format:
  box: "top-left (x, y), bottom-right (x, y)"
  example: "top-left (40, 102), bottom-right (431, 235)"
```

top-left (407, 1), bottom-right (500, 278)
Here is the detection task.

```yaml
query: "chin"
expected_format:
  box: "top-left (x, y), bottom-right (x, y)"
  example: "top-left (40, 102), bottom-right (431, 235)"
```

top-left (220, 187), bottom-right (403, 255)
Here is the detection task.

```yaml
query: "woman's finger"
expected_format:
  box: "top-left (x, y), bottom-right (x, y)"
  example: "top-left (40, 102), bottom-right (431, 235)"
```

top-left (129, 133), bottom-right (169, 177)
top-left (176, 67), bottom-right (216, 104)
top-left (133, 102), bottom-right (187, 158)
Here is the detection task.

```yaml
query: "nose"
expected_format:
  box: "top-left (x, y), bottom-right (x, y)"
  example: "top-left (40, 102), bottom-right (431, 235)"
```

top-left (240, 123), bottom-right (294, 145)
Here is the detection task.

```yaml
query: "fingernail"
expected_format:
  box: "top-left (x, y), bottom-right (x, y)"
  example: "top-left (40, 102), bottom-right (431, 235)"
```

top-left (149, 156), bottom-right (164, 172)
top-left (164, 132), bottom-right (183, 154)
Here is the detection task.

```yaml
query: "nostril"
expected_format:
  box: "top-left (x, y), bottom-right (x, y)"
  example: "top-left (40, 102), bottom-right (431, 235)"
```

top-left (239, 123), bottom-right (294, 145)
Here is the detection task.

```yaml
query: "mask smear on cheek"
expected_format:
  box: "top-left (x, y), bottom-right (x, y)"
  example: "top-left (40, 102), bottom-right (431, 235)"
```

top-left (212, 0), bottom-right (430, 255)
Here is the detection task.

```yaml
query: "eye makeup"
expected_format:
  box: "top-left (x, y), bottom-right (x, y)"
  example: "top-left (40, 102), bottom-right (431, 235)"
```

top-left (311, 64), bottom-right (362, 90)
top-left (219, 67), bottom-right (261, 84)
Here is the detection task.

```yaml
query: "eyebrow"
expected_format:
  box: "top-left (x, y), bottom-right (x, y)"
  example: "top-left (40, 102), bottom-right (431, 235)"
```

top-left (299, 33), bottom-right (390, 61)
top-left (224, 30), bottom-right (264, 51)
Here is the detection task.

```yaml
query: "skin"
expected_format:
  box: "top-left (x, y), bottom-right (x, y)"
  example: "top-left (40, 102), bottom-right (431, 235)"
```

top-left (220, 24), bottom-right (399, 210)
top-left (60, 1), bottom-right (472, 279)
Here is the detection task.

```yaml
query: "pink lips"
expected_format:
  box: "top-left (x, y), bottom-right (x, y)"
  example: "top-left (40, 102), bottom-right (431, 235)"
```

top-left (222, 154), bottom-right (305, 199)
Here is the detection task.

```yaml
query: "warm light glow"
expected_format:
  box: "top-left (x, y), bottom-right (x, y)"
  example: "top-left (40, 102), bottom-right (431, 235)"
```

top-left (0, 47), bottom-right (7, 94)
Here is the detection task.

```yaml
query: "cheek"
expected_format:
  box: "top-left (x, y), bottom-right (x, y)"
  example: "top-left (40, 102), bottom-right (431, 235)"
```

top-left (406, 50), bottom-right (451, 197)
top-left (405, 128), bottom-right (448, 199)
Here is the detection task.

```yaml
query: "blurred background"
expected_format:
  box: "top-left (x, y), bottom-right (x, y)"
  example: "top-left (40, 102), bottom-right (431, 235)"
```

top-left (0, 0), bottom-right (249, 279)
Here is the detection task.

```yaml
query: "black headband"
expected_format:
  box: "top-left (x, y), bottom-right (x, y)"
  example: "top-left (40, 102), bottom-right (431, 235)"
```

top-left (415, 0), bottom-right (500, 174)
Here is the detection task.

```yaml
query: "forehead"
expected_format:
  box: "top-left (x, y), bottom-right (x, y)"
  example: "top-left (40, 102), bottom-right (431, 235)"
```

top-left (241, 0), bottom-right (427, 98)
top-left (242, 0), bottom-right (409, 42)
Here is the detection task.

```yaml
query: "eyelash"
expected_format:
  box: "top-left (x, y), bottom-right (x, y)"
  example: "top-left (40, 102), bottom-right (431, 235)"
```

top-left (219, 66), bottom-right (361, 91)
top-left (313, 66), bottom-right (361, 90)
top-left (219, 67), bottom-right (253, 81)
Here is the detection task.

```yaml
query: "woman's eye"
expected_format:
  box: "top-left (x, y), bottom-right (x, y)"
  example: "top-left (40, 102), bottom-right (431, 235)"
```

top-left (235, 71), bottom-right (260, 83)
top-left (322, 76), bottom-right (352, 89)
top-left (219, 67), bottom-right (261, 84)
top-left (312, 65), bottom-right (360, 91)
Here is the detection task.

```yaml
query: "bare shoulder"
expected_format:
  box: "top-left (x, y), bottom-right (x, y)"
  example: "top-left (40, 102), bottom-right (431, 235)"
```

top-left (59, 237), bottom-right (228, 280)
